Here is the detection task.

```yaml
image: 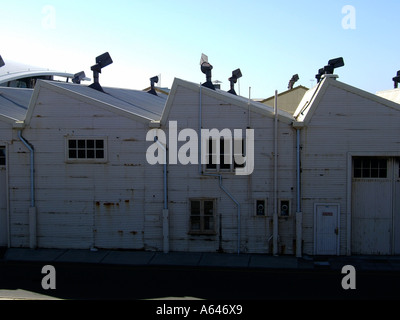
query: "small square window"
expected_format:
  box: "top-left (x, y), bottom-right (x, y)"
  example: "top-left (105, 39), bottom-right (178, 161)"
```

top-left (96, 150), bottom-right (104, 159)
top-left (87, 150), bottom-right (95, 159)
top-left (78, 140), bottom-right (86, 149)
top-left (67, 138), bottom-right (106, 162)
top-left (96, 140), bottom-right (104, 149)
top-left (87, 140), bottom-right (94, 149)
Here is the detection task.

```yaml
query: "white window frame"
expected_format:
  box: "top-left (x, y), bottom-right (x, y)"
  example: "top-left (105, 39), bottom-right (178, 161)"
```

top-left (65, 136), bottom-right (108, 163)
top-left (188, 198), bottom-right (217, 235)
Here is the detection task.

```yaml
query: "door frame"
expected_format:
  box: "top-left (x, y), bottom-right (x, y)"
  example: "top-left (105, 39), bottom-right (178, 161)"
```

top-left (314, 203), bottom-right (340, 255)
top-left (347, 152), bottom-right (400, 255)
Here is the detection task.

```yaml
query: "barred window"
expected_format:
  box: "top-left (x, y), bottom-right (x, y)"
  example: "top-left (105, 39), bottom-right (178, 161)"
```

top-left (67, 138), bottom-right (106, 162)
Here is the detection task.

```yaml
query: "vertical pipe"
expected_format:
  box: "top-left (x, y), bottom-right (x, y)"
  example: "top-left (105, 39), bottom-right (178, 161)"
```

top-left (18, 131), bottom-right (34, 207)
top-left (198, 84), bottom-right (202, 175)
top-left (18, 130), bottom-right (36, 249)
top-left (155, 137), bottom-right (168, 253)
top-left (5, 143), bottom-right (10, 247)
top-left (273, 90), bottom-right (279, 256)
top-left (296, 128), bottom-right (303, 257)
top-left (198, 84), bottom-right (241, 254)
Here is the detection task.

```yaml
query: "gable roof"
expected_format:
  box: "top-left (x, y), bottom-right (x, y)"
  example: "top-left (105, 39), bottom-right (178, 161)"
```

top-left (293, 75), bottom-right (400, 126)
top-left (160, 78), bottom-right (294, 126)
top-left (24, 80), bottom-right (168, 125)
top-left (0, 87), bottom-right (32, 123)
top-left (376, 88), bottom-right (400, 104)
top-left (261, 85), bottom-right (308, 114)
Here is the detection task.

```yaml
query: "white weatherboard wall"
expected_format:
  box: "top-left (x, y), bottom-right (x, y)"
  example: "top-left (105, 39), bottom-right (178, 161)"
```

top-left (299, 79), bottom-right (400, 255)
top-left (162, 81), bottom-right (297, 254)
top-left (9, 84), bottom-right (164, 250)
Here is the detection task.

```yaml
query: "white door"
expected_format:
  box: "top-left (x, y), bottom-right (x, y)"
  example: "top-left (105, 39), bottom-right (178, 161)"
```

top-left (315, 204), bottom-right (339, 255)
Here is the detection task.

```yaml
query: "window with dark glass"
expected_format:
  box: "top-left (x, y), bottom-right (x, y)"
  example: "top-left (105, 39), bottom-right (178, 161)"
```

top-left (0, 147), bottom-right (5, 166)
top-left (353, 157), bottom-right (387, 178)
top-left (68, 139), bottom-right (105, 161)
top-left (189, 199), bottom-right (216, 234)
top-left (205, 138), bottom-right (245, 172)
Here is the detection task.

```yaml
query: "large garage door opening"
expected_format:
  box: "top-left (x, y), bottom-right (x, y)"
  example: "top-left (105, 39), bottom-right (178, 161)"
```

top-left (352, 157), bottom-right (400, 255)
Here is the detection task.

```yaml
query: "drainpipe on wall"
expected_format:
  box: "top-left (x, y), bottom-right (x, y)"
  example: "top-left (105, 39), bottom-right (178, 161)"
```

top-left (18, 130), bottom-right (37, 249)
top-left (198, 85), bottom-right (241, 254)
top-left (295, 128), bottom-right (302, 257)
top-left (273, 91), bottom-right (279, 256)
top-left (154, 136), bottom-right (169, 253)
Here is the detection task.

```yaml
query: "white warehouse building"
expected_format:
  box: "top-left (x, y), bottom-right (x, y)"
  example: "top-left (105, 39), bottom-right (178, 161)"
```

top-left (0, 56), bottom-right (400, 257)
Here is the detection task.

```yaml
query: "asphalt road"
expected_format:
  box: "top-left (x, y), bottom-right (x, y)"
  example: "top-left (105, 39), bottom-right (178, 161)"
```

top-left (1, 261), bottom-right (400, 301)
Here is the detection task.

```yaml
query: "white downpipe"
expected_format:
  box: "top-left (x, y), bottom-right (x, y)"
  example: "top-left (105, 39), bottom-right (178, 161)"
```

top-left (295, 128), bottom-right (302, 257)
top-left (154, 136), bottom-right (169, 253)
top-left (18, 130), bottom-right (37, 249)
top-left (199, 85), bottom-right (241, 254)
top-left (273, 90), bottom-right (279, 256)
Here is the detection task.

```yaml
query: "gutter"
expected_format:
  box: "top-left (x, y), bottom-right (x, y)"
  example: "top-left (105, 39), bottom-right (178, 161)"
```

top-left (17, 129), bottom-right (37, 249)
top-left (154, 136), bottom-right (169, 253)
top-left (273, 91), bottom-right (279, 256)
top-left (295, 128), bottom-right (302, 257)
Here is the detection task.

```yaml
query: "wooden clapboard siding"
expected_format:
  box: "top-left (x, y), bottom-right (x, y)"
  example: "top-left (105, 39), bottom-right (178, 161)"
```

top-left (300, 79), bottom-right (400, 255)
top-left (163, 82), bottom-right (296, 254)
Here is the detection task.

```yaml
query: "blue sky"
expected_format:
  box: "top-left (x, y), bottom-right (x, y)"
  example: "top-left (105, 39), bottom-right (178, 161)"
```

top-left (1, 1), bottom-right (399, 98)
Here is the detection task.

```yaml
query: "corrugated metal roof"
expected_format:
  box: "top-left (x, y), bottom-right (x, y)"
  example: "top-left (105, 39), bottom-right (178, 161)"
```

top-left (0, 87), bottom-right (32, 121)
top-left (47, 81), bottom-right (167, 121)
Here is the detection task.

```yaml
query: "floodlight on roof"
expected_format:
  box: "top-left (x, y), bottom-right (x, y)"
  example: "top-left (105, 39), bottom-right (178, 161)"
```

top-left (89, 52), bottom-right (113, 92)
top-left (227, 68), bottom-right (242, 95)
top-left (393, 70), bottom-right (400, 89)
top-left (324, 57), bottom-right (345, 75)
top-left (316, 57), bottom-right (345, 82)
top-left (200, 53), bottom-right (215, 90)
top-left (148, 75), bottom-right (159, 96)
top-left (328, 57), bottom-right (345, 69)
top-left (0, 55), bottom-right (4, 68)
top-left (287, 74), bottom-right (299, 90)
top-left (72, 71), bottom-right (86, 84)
top-left (315, 68), bottom-right (324, 83)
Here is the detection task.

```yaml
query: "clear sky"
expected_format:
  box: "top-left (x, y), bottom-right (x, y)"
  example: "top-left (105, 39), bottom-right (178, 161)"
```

top-left (1, 0), bottom-right (399, 98)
